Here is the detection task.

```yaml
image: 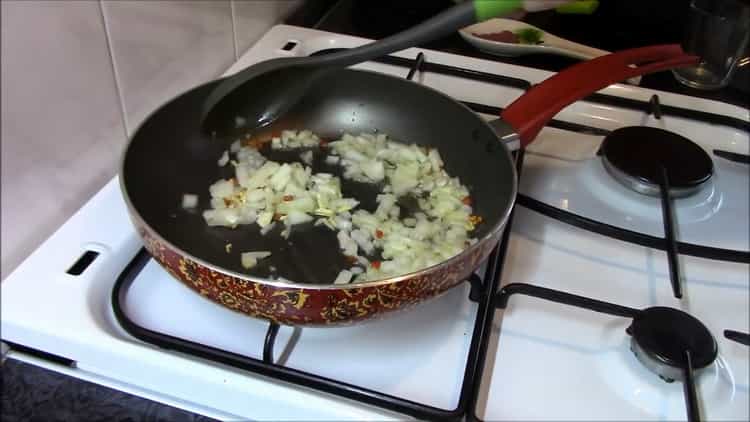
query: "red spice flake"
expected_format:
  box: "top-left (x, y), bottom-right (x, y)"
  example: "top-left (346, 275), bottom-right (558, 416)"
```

top-left (282, 195), bottom-right (294, 201)
top-left (375, 229), bottom-right (384, 239)
top-left (371, 260), bottom-right (381, 270)
top-left (462, 196), bottom-right (472, 206)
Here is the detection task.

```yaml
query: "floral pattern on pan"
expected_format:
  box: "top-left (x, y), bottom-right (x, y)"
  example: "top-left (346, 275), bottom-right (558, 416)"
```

top-left (139, 224), bottom-right (500, 326)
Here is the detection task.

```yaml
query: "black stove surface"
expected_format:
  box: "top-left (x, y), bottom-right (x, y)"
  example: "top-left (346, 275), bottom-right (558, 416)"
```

top-left (301, 0), bottom-right (749, 109)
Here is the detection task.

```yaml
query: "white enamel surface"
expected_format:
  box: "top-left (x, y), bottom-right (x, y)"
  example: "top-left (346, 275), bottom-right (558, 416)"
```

top-left (476, 209), bottom-right (749, 421)
top-left (2, 25), bottom-right (748, 421)
top-left (519, 116), bottom-right (750, 251)
top-left (127, 260), bottom-right (480, 410)
top-left (0, 179), bottom-right (403, 421)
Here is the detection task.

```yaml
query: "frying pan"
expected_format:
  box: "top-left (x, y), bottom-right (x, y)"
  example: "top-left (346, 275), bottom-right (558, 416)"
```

top-left (121, 45), bottom-right (697, 326)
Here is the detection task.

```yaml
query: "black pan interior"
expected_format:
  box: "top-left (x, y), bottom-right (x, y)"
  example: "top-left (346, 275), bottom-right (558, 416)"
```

top-left (122, 69), bottom-right (515, 284)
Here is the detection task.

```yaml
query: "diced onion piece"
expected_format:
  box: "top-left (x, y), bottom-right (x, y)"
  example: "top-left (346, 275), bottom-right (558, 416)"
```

top-left (300, 150), bottom-right (313, 165)
top-left (182, 194), bottom-right (198, 209)
top-left (257, 211), bottom-right (274, 228)
top-left (243, 251), bottom-right (272, 260)
top-left (203, 208), bottom-right (239, 227)
top-left (260, 221), bottom-right (276, 236)
top-left (270, 163), bottom-right (292, 191)
top-left (217, 150), bottom-right (229, 167)
top-left (240, 251), bottom-right (271, 269)
top-left (201, 128), bottom-right (477, 285)
top-left (209, 179), bottom-right (235, 198)
top-left (333, 269), bottom-right (353, 284)
top-left (350, 229), bottom-right (374, 255)
top-left (286, 210), bottom-right (313, 225)
top-left (361, 159), bottom-right (385, 182)
top-left (337, 230), bottom-right (358, 257)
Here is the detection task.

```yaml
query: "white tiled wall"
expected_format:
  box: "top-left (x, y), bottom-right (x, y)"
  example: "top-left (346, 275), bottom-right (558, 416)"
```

top-left (101, 0), bottom-right (235, 134)
top-left (0, 0), bottom-right (300, 279)
top-left (232, 0), bottom-right (300, 57)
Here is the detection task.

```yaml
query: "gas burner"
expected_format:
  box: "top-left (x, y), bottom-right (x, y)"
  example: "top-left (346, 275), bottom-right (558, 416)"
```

top-left (627, 307), bottom-right (718, 382)
top-left (601, 127), bottom-right (714, 197)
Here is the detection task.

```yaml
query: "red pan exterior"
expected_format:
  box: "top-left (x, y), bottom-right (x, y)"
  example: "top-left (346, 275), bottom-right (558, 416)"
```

top-left (136, 219), bottom-right (503, 326)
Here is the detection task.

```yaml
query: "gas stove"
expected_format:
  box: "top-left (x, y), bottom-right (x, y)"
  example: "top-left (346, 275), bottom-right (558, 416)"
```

top-left (2, 25), bottom-right (748, 421)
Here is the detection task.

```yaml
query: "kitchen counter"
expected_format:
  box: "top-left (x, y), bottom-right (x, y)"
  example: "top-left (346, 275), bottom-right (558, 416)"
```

top-left (3, 1), bottom-right (747, 421)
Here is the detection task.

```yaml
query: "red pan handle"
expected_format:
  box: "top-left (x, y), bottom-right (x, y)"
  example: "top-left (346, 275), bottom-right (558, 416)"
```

top-left (501, 44), bottom-right (699, 148)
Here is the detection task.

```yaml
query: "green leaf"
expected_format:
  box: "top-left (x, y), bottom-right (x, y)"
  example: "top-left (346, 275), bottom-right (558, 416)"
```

top-left (513, 28), bottom-right (543, 44)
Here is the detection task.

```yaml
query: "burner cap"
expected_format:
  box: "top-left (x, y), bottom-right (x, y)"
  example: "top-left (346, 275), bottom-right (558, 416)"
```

top-left (628, 307), bottom-right (717, 382)
top-left (601, 127), bottom-right (713, 197)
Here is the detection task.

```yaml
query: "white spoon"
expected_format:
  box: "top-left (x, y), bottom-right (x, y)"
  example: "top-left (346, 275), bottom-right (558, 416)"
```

top-left (459, 18), bottom-right (641, 85)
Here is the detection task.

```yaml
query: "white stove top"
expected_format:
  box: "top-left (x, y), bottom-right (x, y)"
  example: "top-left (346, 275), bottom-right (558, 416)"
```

top-left (2, 25), bottom-right (748, 421)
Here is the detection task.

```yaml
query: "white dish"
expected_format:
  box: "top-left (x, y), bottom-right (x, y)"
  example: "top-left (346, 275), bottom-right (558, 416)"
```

top-left (459, 18), bottom-right (641, 85)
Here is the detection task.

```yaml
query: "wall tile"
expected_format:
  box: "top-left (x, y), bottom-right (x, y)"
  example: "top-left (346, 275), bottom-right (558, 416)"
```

top-left (101, 0), bottom-right (235, 134)
top-left (231, 0), bottom-right (301, 57)
top-left (1, 0), bottom-right (127, 279)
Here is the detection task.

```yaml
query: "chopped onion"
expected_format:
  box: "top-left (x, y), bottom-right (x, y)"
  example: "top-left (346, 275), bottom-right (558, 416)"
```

top-left (300, 150), bottom-right (313, 165)
top-left (271, 130), bottom-right (321, 149)
top-left (286, 210), bottom-right (313, 225)
top-left (260, 221), bottom-right (276, 236)
top-left (337, 230), bottom-right (358, 257)
top-left (181, 193), bottom-right (198, 209)
top-left (333, 269), bottom-right (353, 284)
top-left (241, 251), bottom-right (271, 269)
top-left (209, 179), bottom-right (234, 199)
top-left (217, 150), bottom-right (229, 167)
top-left (201, 128), bottom-right (478, 283)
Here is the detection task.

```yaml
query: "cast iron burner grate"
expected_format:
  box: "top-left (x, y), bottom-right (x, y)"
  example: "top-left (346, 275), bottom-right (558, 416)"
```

top-left (110, 49), bottom-right (526, 422)
top-left (597, 125), bottom-right (717, 299)
top-left (111, 48), bottom-right (749, 422)
top-left (627, 307), bottom-right (717, 383)
top-left (601, 126), bottom-right (714, 197)
top-left (492, 284), bottom-right (721, 422)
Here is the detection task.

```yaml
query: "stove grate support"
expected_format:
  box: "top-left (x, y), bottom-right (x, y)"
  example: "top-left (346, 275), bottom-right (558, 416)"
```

top-left (494, 282), bottom-right (708, 422)
top-left (658, 167), bottom-right (683, 298)
top-left (724, 330), bottom-right (750, 346)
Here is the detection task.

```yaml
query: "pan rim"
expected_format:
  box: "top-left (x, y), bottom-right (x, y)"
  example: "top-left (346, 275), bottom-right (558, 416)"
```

top-left (119, 68), bottom-right (517, 291)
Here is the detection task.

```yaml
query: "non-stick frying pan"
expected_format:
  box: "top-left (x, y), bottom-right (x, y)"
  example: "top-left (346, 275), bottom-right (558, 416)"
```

top-left (121, 45), bottom-right (697, 326)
